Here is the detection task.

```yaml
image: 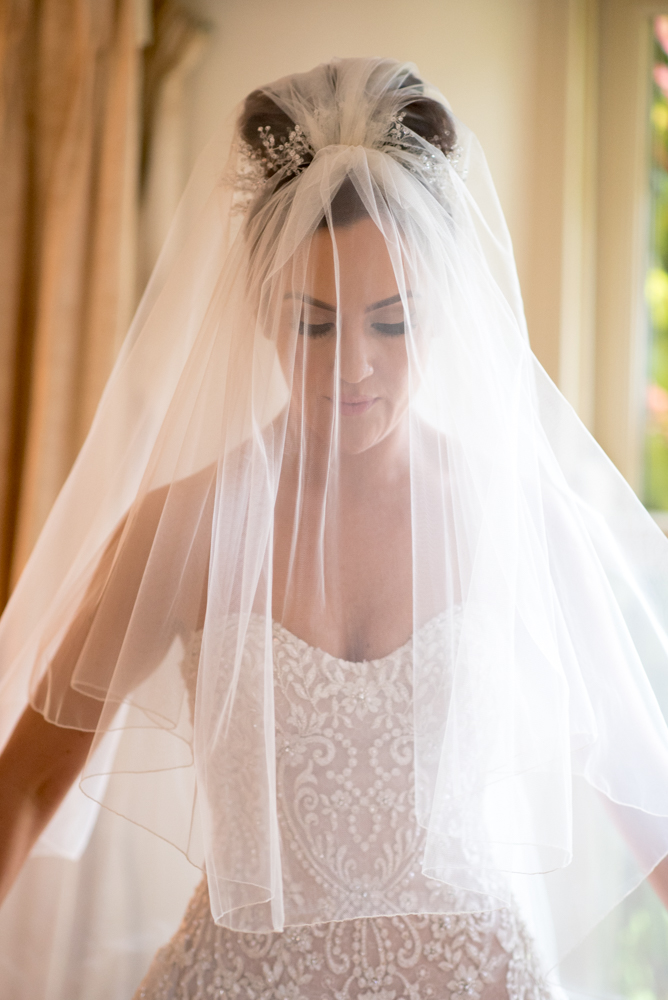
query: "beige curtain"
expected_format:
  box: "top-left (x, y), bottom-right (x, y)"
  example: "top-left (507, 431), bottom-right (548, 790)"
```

top-left (140, 0), bottom-right (209, 288)
top-left (0, 0), bottom-right (207, 607)
top-left (0, 0), bottom-right (141, 599)
top-left (0, 0), bottom-right (36, 608)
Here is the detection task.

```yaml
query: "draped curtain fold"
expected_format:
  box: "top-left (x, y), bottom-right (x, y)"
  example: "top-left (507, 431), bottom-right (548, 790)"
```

top-left (0, 0), bottom-right (208, 608)
top-left (0, 0), bottom-right (37, 608)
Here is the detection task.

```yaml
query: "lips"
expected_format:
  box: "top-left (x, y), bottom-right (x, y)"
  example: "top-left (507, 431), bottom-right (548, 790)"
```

top-left (327, 396), bottom-right (377, 415)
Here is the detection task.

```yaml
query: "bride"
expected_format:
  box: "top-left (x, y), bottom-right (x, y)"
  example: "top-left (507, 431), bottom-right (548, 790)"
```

top-left (1, 58), bottom-right (668, 1000)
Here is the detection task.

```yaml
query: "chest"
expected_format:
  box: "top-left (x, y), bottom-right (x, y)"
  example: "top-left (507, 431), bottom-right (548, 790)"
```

top-left (272, 488), bottom-right (413, 661)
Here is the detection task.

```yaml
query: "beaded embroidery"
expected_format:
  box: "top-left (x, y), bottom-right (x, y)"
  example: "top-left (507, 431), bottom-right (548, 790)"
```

top-left (134, 876), bottom-right (552, 1000)
top-left (134, 615), bottom-right (554, 1000)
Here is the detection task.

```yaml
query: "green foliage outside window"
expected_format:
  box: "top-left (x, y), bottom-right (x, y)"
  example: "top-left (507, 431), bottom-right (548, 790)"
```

top-left (561, 880), bottom-right (668, 1000)
top-left (644, 19), bottom-right (668, 508)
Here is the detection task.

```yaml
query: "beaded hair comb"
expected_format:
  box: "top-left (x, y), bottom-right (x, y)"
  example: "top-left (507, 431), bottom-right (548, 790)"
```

top-left (231, 112), bottom-right (464, 215)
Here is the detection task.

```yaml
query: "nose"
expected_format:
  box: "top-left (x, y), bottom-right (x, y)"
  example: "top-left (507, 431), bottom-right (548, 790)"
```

top-left (337, 320), bottom-right (373, 384)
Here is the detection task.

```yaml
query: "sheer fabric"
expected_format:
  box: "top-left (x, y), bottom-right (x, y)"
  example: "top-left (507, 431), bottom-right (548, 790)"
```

top-left (0, 58), bottom-right (668, 996)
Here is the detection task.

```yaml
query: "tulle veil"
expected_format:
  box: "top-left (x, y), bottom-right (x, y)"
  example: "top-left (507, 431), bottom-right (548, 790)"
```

top-left (1, 56), bottom-right (668, 997)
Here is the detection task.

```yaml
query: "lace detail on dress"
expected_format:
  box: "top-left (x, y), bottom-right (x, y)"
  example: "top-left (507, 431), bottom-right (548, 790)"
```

top-left (271, 612), bottom-right (472, 924)
top-left (140, 613), bottom-right (555, 999)
top-left (133, 877), bottom-right (552, 1000)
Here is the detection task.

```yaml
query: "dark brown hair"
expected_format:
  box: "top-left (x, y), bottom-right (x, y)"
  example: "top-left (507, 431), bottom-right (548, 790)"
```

top-left (238, 68), bottom-right (457, 227)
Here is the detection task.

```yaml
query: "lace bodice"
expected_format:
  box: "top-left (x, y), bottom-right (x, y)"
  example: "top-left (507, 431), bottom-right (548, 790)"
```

top-left (134, 614), bottom-right (553, 1000)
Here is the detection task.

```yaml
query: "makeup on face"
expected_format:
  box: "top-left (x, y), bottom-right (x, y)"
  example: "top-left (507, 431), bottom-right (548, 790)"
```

top-left (278, 218), bottom-right (418, 455)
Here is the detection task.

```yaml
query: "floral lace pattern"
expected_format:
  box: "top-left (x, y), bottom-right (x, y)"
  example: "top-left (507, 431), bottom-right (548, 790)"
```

top-left (272, 613), bottom-right (478, 925)
top-left (134, 614), bottom-right (553, 1000)
top-left (134, 876), bottom-right (550, 1000)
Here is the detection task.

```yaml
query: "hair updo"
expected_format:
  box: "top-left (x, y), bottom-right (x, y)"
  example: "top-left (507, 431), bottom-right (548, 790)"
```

top-left (238, 69), bottom-right (457, 228)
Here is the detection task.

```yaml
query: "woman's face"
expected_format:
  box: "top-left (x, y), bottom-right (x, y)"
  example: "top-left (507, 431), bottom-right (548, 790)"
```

top-left (280, 217), bottom-right (415, 456)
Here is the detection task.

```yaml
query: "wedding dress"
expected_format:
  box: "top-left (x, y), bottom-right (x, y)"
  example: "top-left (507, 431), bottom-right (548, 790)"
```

top-left (133, 613), bottom-right (553, 1000)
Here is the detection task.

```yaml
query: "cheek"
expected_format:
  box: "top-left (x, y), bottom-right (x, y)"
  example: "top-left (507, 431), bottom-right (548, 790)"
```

top-left (288, 340), bottom-right (336, 406)
top-left (301, 340), bottom-right (336, 390)
top-left (381, 341), bottom-right (410, 398)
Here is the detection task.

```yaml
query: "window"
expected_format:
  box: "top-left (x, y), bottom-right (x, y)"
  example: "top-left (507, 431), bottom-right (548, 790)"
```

top-left (644, 16), bottom-right (668, 510)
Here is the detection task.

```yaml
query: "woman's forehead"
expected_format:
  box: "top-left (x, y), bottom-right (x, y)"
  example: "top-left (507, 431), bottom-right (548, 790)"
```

top-left (305, 218), bottom-right (400, 307)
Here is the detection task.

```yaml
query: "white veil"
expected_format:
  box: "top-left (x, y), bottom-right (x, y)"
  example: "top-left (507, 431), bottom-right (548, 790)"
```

top-left (1, 57), bottom-right (668, 996)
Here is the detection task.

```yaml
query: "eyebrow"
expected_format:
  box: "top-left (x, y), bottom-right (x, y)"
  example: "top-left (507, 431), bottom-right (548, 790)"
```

top-left (283, 291), bottom-right (412, 313)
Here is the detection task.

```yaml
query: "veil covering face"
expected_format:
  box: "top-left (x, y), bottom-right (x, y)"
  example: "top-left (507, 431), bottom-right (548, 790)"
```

top-left (2, 56), bottom-right (668, 987)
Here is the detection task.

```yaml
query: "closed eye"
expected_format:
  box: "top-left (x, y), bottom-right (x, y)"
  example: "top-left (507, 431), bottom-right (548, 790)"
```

top-left (299, 321), bottom-right (335, 338)
top-left (371, 321), bottom-right (406, 336)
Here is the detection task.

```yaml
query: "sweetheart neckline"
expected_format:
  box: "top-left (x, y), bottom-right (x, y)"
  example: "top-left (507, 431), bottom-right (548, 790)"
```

top-left (189, 606), bottom-right (464, 667)
top-left (271, 605), bottom-right (462, 667)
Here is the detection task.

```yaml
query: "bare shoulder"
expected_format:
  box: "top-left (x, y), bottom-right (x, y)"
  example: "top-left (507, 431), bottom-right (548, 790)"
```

top-left (135, 462), bottom-right (218, 531)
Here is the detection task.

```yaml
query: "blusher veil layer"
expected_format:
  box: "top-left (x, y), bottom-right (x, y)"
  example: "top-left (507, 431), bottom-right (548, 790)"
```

top-left (0, 57), bottom-right (667, 995)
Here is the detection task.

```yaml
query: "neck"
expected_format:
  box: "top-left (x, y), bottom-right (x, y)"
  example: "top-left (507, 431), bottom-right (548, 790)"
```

top-left (340, 420), bottom-right (410, 495)
top-left (282, 410), bottom-right (410, 499)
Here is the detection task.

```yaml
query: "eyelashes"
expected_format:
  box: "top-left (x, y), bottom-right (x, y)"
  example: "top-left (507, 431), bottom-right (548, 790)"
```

top-left (298, 320), bottom-right (407, 338)
top-left (298, 321), bottom-right (335, 338)
top-left (370, 321), bottom-right (405, 336)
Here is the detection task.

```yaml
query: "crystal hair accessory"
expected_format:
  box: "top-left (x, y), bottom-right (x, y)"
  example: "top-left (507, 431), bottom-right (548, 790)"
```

top-left (253, 123), bottom-right (315, 179)
top-left (230, 124), bottom-right (315, 215)
top-left (380, 111), bottom-right (465, 191)
top-left (231, 111), bottom-right (464, 212)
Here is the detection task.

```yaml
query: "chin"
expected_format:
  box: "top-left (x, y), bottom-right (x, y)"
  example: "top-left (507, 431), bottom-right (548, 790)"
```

top-left (339, 434), bottom-right (385, 455)
top-left (303, 417), bottom-right (388, 456)
top-left (335, 424), bottom-right (392, 456)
